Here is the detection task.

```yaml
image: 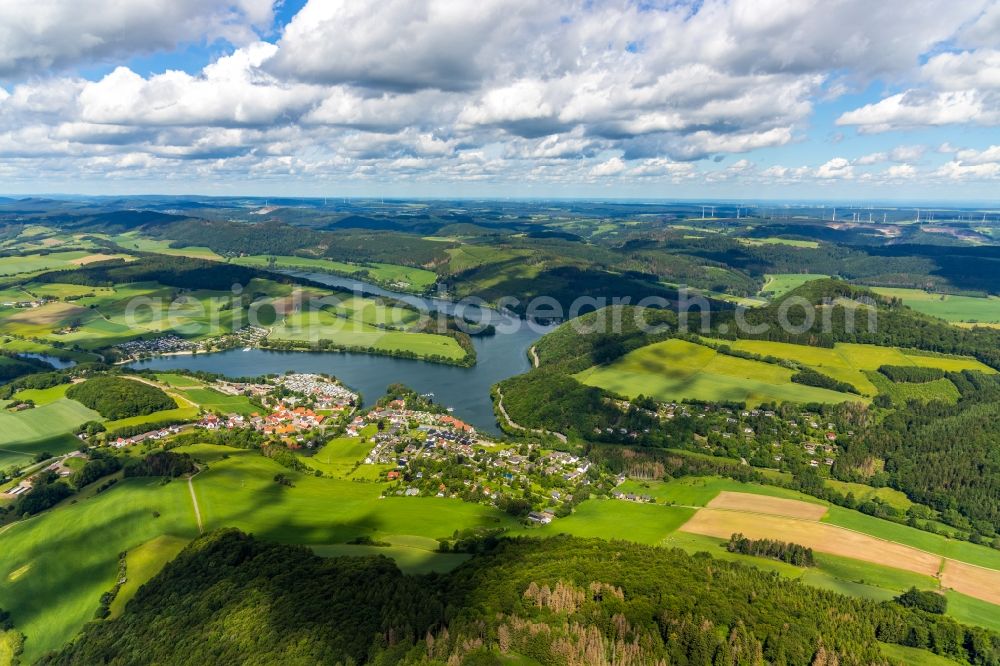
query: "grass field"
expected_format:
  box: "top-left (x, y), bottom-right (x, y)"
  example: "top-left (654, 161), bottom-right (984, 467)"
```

top-left (108, 535), bottom-right (190, 618)
top-left (880, 643), bottom-right (964, 665)
top-left (0, 251), bottom-right (128, 278)
top-left (871, 287), bottom-right (1000, 325)
top-left (514, 499), bottom-right (695, 544)
top-left (11, 383), bottom-right (71, 406)
top-left (0, 433), bottom-right (81, 469)
top-left (825, 479), bottom-right (913, 511)
top-left (575, 338), bottom-right (859, 405)
top-left (866, 371), bottom-right (961, 405)
top-left (177, 387), bottom-right (257, 416)
top-left (615, 477), bottom-right (821, 507)
top-left (271, 308), bottom-right (465, 360)
top-left (0, 399), bottom-right (99, 448)
top-left (0, 477), bottom-right (198, 662)
top-left (181, 444), bottom-right (515, 544)
top-left (301, 434), bottom-right (373, 478)
top-left (701, 338), bottom-right (992, 397)
top-left (111, 234), bottom-right (222, 260)
top-left (760, 273), bottom-right (830, 297)
top-left (232, 254), bottom-right (438, 291)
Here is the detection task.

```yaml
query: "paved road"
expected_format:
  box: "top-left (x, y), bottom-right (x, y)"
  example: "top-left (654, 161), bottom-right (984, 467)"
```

top-left (495, 387), bottom-right (567, 443)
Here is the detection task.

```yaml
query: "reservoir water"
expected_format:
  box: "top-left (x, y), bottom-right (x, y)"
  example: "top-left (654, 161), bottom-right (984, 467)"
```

top-left (129, 271), bottom-right (555, 434)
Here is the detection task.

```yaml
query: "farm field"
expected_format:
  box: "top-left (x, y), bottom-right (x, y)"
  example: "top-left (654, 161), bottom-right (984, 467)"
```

top-left (271, 308), bottom-right (465, 360)
top-left (514, 499), bottom-right (695, 544)
top-left (176, 387), bottom-right (257, 416)
top-left (661, 531), bottom-right (935, 601)
top-left (824, 479), bottom-right (912, 511)
top-left (0, 433), bottom-right (82, 469)
top-left (0, 250), bottom-right (129, 278)
top-left (0, 399), bottom-right (99, 448)
top-left (871, 286), bottom-right (1000, 325)
top-left (760, 273), bottom-right (830, 297)
top-left (181, 444), bottom-right (515, 545)
top-left (301, 434), bottom-right (373, 478)
top-left (681, 507), bottom-right (941, 575)
top-left (700, 338), bottom-right (993, 397)
top-left (110, 234), bottom-right (223, 260)
top-left (618, 475), bottom-right (1000, 625)
top-left (574, 338), bottom-right (859, 405)
top-left (0, 477), bottom-right (198, 663)
top-left (11, 382), bottom-right (71, 406)
top-left (232, 254), bottom-right (438, 291)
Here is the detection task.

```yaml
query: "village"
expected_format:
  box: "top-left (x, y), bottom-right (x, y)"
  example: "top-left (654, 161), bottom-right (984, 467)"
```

top-left (612, 396), bottom-right (850, 473)
top-left (113, 325), bottom-right (269, 360)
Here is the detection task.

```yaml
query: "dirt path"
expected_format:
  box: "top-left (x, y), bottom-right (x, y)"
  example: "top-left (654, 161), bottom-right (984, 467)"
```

top-left (188, 471), bottom-right (203, 534)
top-left (495, 387), bottom-right (567, 443)
top-left (529, 345), bottom-right (540, 368)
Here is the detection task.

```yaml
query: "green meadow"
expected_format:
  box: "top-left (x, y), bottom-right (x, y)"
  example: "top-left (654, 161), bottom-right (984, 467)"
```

top-left (301, 433), bottom-right (374, 478)
top-left (0, 251), bottom-right (128, 278)
top-left (514, 499), bottom-right (695, 544)
top-left (108, 535), bottom-right (190, 618)
top-left (872, 286), bottom-right (1000, 325)
top-left (232, 254), bottom-right (438, 291)
top-left (760, 273), bottom-right (830, 297)
top-left (110, 234), bottom-right (222, 260)
top-left (701, 338), bottom-right (992, 397)
top-left (271, 308), bottom-right (465, 360)
top-left (0, 477), bottom-right (198, 663)
top-left (574, 338), bottom-right (859, 405)
top-left (184, 445), bottom-right (512, 544)
top-left (0, 399), bottom-right (99, 448)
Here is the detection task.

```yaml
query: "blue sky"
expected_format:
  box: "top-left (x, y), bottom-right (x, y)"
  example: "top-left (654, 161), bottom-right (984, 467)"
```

top-left (0, 0), bottom-right (998, 200)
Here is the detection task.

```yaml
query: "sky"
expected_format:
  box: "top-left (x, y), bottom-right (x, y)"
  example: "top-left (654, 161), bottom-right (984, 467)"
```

top-left (0, 0), bottom-right (999, 201)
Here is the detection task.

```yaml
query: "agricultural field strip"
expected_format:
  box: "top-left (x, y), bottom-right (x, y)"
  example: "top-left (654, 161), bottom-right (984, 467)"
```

top-left (679, 494), bottom-right (1000, 606)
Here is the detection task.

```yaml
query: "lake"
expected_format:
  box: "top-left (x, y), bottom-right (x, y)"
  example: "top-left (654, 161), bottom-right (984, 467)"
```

top-left (129, 271), bottom-right (555, 434)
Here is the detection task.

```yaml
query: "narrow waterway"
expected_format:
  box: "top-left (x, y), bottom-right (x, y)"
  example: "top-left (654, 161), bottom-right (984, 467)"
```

top-left (129, 271), bottom-right (555, 434)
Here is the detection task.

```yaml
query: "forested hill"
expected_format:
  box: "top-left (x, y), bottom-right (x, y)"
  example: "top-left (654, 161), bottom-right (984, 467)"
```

top-left (41, 529), bottom-right (1000, 665)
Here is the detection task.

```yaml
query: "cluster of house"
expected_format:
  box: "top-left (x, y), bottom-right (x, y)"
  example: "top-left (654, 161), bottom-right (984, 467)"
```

top-left (198, 406), bottom-right (326, 438)
top-left (277, 374), bottom-right (357, 411)
top-left (2, 297), bottom-right (53, 309)
top-left (611, 490), bottom-right (655, 503)
top-left (2, 452), bottom-right (85, 497)
top-left (116, 335), bottom-right (194, 357)
top-left (110, 424), bottom-right (184, 448)
top-left (196, 374), bottom-right (358, 443)
top-left (539, 451), bottom-right (591, 482)
top-left (347, 400), bottom-right (474, 438)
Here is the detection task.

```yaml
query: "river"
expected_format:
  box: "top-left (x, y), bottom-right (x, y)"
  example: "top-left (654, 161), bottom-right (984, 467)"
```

top-left (128, 271), bottom-right (555, 434)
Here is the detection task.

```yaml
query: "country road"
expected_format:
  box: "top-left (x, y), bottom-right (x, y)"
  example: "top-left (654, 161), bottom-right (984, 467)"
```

top-left (495, 387), bottom-right (566, 443)
top-left (188, 471), bottom-right (203, 534)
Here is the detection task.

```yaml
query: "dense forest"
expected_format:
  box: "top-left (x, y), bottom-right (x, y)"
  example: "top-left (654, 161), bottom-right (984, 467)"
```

top-left (66, 376), bottom-right (176, 420)
top-left (41, 529), bottom-right (1000, 666)
top-left (835, 370), bottom-right (1000, 538)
